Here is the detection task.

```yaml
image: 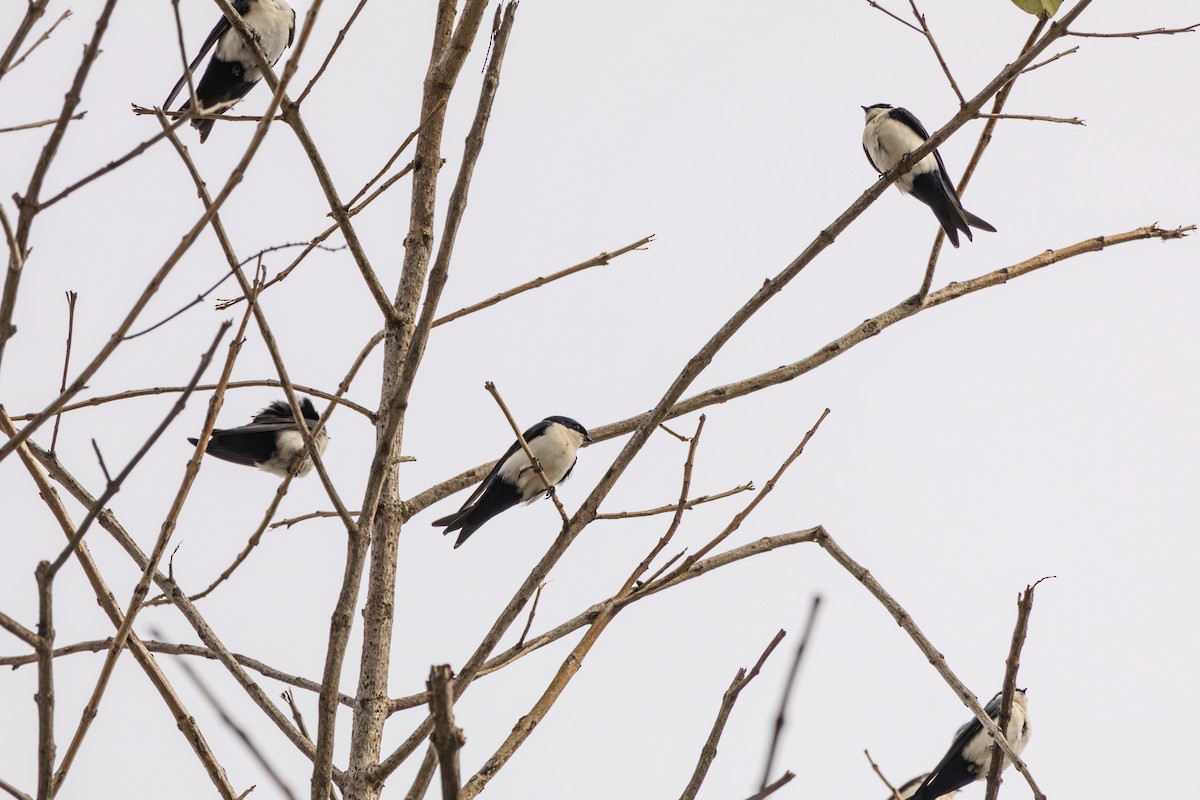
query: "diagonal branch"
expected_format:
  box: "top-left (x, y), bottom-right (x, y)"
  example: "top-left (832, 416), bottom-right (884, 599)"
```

top-left (679, 630), bottom-right (786, 800)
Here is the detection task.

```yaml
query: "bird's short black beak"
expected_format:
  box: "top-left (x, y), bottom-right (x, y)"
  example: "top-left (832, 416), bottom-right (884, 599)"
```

top-left (584, 434), bottom-right (595, 445)
top-left (860, 105), bottom-right (869, 113)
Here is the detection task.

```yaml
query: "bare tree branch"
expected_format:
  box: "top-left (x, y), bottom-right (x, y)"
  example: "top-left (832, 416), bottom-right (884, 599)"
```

top-left (679, 630), bottom-right (786, 800)
top-left (760, 596), bottom-right (822, 790)
top-left (428, 665), bottom-right (465, 800)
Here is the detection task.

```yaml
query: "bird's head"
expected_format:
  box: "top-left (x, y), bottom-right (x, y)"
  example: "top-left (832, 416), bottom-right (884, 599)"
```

top-left (547, 415), bottom-right (592, 444)
top-left (862, 103), bottom-right (893, 123)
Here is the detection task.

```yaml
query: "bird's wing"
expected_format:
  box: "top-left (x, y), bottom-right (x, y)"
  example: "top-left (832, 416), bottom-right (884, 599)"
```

top-left (918, 713), bottom-right (986, 794)
top-left (287, 7), bottom-right (296, 47)
top-left (163, 0), bottom-right (253, 108)
top-left (164, 17), bottom-right (231, 107)
top-left (863, 142), bottom-right (882, 175)
top-left (891, 107), bottom-right (961, 204)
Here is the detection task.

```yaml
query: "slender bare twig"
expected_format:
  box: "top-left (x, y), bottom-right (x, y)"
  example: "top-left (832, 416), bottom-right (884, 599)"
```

top-left (743, 772), bottom-right (795, 800)
top-left (126, 241), bottom-right (345, 340)
top-left (36, 114), bottom-right (191, 210)
top-left (48, 292), bottom-right (77, 452)
top-left (296, 0), bottom-right (370, 105)
top-left (760, 595), bottom-right (822, 790)
top-left (1067, 23), bottom-right (1198, 39)
top-left (484, 380), bottom-right (569, 524)
top-left (514, 582), bottom-right (547, 650)
top-left (907, 0), bottom-right (965, 105)
top-left (2, 9), bottom-right (70, 76)
top-left (983, 577), bottom-right (1051, 800)
top-left (1019, 46), bottom-right (1079, 74)
top-left (12, 380), bottom-right (375, 423)
top-left (864, 750), bottom-right (905, 800)
top-left (387, 529), bottom-right (822, 713)
top-left (815, 528), bottom-right (1046, 800)
top-left (428, 666), bottom-right (465, 800)
top-left (862, 0), bottom-right (922, 34)
top-left (0, 610), bottom-right (39, 648)
top-left (402, 749), bottom-right (439, 800)
top-left (975, 112), bottom-right (1084, 125)
top-left (0, 113), bottom-right (85, 135)
top-left (0, 777), bottom-right (32, 800)
top-left (595, 483), bottom-right (754, 520)
top-left (0, 637), bottom-right (354, 706)
top-left (432, 235), bottom-right (654, 326)
top-left (679, 630), bottom-right (786, 800)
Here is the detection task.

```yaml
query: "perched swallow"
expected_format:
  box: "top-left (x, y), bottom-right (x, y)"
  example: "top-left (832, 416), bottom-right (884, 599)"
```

top-left (189, 397), bottom-right (328, 476)
top-left (908, 689), bottom-right (1031, 800)
top-left (891, 774), bottom-right (957, 800)
top-left (862, 104), bottom-right (996, 247)
top-left (163, 0), bottom-right (296, 143)
top-left (432, 416), bottom-right (592, 548)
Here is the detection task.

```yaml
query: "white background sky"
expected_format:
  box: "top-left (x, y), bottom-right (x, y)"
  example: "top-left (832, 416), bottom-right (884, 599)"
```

top-left (1, 1), bottom-right (1197, 798)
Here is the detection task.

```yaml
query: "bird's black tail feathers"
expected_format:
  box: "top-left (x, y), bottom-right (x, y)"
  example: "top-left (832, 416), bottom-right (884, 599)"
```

top-left (963, 209), bottom-right (997, 233)
top-left (431, 482), bottom-right (522, 548)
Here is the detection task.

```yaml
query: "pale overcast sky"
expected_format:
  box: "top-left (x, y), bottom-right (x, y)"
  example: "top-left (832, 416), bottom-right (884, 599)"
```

top-left (1, 2), bottom-right (1197, 799)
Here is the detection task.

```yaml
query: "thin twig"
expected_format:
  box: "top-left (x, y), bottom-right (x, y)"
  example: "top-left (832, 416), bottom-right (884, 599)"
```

top-left (514, 582), bottom-right (547, 650)
top-left (2, 9), bottom-right (70, 75)
top-left (1019, 46), bottom-right (1079, 75)
top-left (484, 380), bottom-right (569, 524)
top-left (679, 630), bottom-right (786, 800)
top-left (11, 380), bottom-right (375, 423)
top-left (0, 638), bottom-right (354, 707)
top-left (295, 0), bottom-right (370, 105)
top-left (760, 595), bottom-right (821, 790)
top-left (907, 0), bottom-right (965, 105)
top-left (974, 112), bottom-right (1084, 125)
top-left (0, 113), bottom-right (85, 134)
top-left (595, 482), bottom-right (754, 520)
top-left (432, 235), bottom-right (654, 327)
top-left (0, 777), bottom-right (32, 800)
top-left (402, 748), bottom-right (439, 800)
top-left (48, 291), bottom-right (77, 452)
top-left (983, 577), bottom-right (1052, 800)
top-left (0, 610), bottom-right (39, 649)
top-left (1067, 23), bottom-right (1198, 39)
top-left (864, 750), bottom-right (904, 800)
top-left (863, 0), bottom-right (922, 34)
top-left (743, 772), bottom-right (795, 800)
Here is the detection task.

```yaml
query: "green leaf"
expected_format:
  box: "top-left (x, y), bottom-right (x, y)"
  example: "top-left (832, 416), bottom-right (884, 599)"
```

top-left (1010, 0), bottom-right (1063, 18)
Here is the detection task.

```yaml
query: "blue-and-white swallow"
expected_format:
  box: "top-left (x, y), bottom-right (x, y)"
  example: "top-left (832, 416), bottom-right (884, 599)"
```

top-left (189, 397), bottom-right (328, 476)
top-left (163, 0), bottom-right (296, 143)
top-left (891, 774), bottom-right (957, 800)
top-left (432, 416), bottom-right (592, 548)
top-left (862, 104), bottom-right (996, 248)
top-left (907, 689), bottom-right (1031, 800)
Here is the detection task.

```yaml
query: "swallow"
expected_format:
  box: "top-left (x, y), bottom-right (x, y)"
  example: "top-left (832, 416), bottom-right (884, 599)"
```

top-left (908, 689), bottom-right (1031, 800)
top-left (432, 416), bottom-right (592, 548)
top-left (189, 397), bottom-right (328, 476)
top-left (862, 104), bottom-right (996, 247)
